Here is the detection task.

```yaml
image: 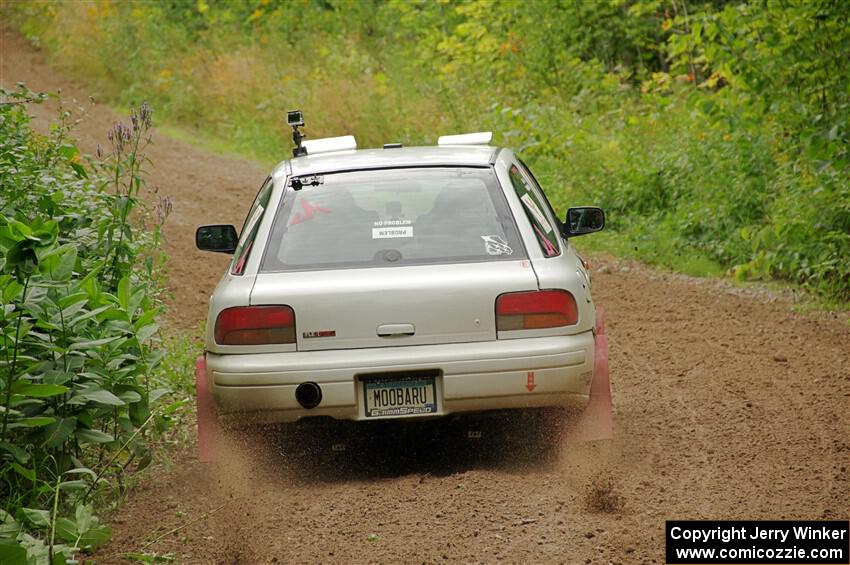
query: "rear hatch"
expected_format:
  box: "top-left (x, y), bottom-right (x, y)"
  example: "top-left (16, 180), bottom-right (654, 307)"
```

top-left (252, 165), bottom-right (537, 351)
top-left (250, 262), bottom-right (538, 351)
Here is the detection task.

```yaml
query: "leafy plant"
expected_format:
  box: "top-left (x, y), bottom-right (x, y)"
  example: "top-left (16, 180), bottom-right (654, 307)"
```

top-left (0, 86), bottom-right (174, 563)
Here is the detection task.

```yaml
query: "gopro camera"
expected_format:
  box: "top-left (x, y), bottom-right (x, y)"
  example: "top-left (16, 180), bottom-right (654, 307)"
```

top-left (287, 110), bottom-right (304, 127)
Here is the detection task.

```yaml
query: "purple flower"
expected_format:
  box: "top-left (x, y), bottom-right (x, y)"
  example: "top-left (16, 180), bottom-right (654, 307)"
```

top-left (140, 101), bottom-right (152, 128)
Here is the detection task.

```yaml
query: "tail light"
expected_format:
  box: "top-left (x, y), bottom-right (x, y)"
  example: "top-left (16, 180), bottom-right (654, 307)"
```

top-left (214, 306), bottom-right (296, 345)
top-left (496, 290), bottom-right (578, 331)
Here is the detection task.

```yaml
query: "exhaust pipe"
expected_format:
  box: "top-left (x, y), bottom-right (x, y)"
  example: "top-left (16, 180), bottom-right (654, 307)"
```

top-left (295, 382), bottom-right (322, 409)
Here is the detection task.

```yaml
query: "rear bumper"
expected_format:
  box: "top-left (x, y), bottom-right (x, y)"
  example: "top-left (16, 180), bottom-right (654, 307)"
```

top-left (205, 333), bottom-right (595, 425)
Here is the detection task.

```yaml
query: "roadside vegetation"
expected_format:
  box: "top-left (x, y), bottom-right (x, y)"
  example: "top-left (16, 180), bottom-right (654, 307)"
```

top-left (7, 0), bottom-right (848, 303)
top-left (0, 87), bottom-right (193, 563)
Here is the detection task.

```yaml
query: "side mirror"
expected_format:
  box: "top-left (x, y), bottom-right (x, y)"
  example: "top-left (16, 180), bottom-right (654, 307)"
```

top-left (563, 207), bottom-right (605, 237)
top-left (196, 225), bottom-right (238, 254)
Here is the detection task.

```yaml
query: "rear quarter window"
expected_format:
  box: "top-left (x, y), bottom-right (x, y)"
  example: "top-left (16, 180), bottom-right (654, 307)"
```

top-left (231, 177), bottom-right (273, 275)
top-left (508, 164), bottom-right (561, 257)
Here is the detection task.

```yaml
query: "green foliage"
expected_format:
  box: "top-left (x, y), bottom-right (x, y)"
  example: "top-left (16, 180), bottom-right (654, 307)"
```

top-left (6, 0), bottom-right (849, 300)
top-left (0, 87), bottom-right (176, 563)
top-left (663, 1), bottom-right (850, 296)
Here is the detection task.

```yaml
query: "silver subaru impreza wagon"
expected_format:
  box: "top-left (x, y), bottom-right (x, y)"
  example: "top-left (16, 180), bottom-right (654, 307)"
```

top-left (194, 128), bottom-right (610, 451)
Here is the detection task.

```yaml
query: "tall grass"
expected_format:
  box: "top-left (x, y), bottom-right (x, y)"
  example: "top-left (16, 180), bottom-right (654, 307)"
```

top-left (13, 1), bottom-right (455, 163)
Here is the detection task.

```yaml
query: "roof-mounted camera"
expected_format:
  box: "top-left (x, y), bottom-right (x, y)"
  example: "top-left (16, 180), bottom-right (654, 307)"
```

top-left (285, 110), bottom-right (359, 158)
top-left (288, 110), bottom-right (307, 157)
top-left (287, 110), bottom-right (304, 127)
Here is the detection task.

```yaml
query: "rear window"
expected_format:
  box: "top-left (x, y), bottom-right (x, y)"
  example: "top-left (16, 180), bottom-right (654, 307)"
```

top-left (261, 167), bottom-right (525, 271)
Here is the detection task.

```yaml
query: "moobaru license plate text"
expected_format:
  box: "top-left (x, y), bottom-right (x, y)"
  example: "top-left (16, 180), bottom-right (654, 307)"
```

top-left (364, 376), bottom-right (436, 417)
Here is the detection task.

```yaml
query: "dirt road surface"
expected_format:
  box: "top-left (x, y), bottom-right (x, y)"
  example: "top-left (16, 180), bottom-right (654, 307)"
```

top-left (3, 27), bottom-right (848, 565)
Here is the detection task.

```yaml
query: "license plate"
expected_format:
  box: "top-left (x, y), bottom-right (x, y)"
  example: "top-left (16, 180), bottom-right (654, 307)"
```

top-left (363, 375), bottom-right (437, 418)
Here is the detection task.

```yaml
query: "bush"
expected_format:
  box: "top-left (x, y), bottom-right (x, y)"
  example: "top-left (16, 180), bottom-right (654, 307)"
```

top-left (0, 87), bottom-right (177, 563)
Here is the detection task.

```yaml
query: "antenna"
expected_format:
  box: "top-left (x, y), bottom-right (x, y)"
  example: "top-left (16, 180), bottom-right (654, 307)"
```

top-left (287, 110), bottom-right (307, 157)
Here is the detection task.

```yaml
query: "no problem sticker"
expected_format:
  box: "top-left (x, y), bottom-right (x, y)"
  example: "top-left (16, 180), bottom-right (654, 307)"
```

top-left (373, 220), bottom-right (413, 239)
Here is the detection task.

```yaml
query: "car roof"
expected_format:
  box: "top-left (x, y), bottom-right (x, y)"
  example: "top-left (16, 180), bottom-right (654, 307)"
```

top-left (273, 145), bottom-right (501, 178)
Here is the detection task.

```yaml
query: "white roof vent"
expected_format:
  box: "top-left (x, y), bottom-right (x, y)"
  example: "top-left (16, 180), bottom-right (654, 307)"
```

top-left (437, 131), bottom-right (493, 146)
top-left (302, 135), bottom-right (357, 155)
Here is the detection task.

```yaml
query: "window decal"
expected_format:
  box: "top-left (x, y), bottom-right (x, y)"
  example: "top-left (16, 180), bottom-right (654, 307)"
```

top-left (290, 199), bottom-right (331, 225)
top-left (520, 194), bottom-right (553, 234)
top-left (241, 205), bottom-right (264, 239)
top-left (372, 219), bottom-right (413, 239)
top-left (533, 225), bottom-right (557, 257)
top-left (481, 235), bottom-right (513, 255)
top-left (232, 240), bottom-right (253, 275)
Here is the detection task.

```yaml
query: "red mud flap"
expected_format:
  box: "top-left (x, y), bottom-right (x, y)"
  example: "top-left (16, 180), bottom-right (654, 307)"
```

top-left (574, 306), bottom-right (613, 441)
top-left (195, 356), bottom-right (219, 462)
